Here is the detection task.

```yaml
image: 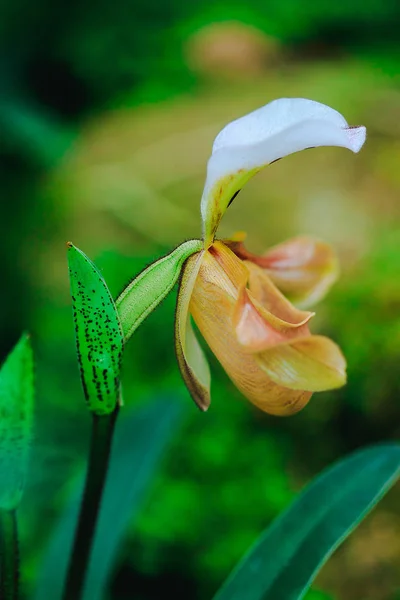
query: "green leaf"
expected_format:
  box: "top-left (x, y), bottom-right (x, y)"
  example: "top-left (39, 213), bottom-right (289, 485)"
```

top-left (116, 239), bottom-right (203, 341)
top-left (34, 397), bottom-right (184, 600)
top-left (213, 444), bottom-right (400, 600)
top-left (68, 243), bottom-right (124, 416)
top-left (0, 333), bottom-right (34, 510)
top-left (304, 590), bottom-right (332, 600)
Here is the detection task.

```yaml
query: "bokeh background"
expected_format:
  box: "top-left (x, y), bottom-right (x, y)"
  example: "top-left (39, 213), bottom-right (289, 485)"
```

top-left (1, 0), bottom-right (400, 598)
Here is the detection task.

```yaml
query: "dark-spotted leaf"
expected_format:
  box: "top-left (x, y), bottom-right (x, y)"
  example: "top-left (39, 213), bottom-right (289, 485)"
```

top-left (68, 243), bottom-right (124, 416)
top-left (116, 239), bottom-right (203, 340)
top-left (213, 444), bottom-right (400, 600)
top-left (0, 333), bottom-right (34, 510)
top-left (34, 397), bottom-right (184, 600)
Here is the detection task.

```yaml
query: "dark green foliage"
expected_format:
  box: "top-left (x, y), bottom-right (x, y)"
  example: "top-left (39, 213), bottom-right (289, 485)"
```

top-left (34, 399), bottom-right (184, 600)
top-left (214, 445), bottom-right (400, 600)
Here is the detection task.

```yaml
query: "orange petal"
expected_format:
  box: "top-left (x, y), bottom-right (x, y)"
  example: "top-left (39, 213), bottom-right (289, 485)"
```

top-left (227, 237), bottom-right (339, 308)
top-left (175, 252), bottom-right (211, 411)
top-left (257, 335), bottom-right (346, 392)
top-left (190, 251), bottom-right (312, 416)
top-left (209, 240), bottom-right (249, 291)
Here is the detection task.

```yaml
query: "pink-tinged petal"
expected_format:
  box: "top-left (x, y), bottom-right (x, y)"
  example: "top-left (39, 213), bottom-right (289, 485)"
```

top-left (228, 236), bottom-right (339, 308)
top-left (190, 247), bottom-right (312, 415)
top-left (233, 286), bottom-right (312, 353)
top-left (257, 335), bottom-right (346, 392)
top-left (244, 260), bottom-right (314, 325)
top-left (175, 252), bottom-right (211, 411)
top-left (201, 98), bottom-right (366, 244)
top-left (233, 287), bottom-right (285, 352)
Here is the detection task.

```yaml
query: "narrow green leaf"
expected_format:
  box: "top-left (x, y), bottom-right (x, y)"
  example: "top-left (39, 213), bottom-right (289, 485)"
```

top-left (116, 239), bottom-right (203, 340)
top-left (0, 333), bottom-right (34, 510)
top-left (34, 397), bottom-right (184, 600)
top-left (214, 444), bottom-right (400, 600)
top-left (68, 243), bottom-right (124, 416)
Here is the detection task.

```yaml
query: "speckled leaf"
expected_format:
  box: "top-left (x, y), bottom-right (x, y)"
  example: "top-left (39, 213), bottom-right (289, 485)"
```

top-left (0, 333), bottom-right (34, 510)
top-left (116, 239), bottom-right (203, 341)
top-left (68, 243), bottom-right (124, 416)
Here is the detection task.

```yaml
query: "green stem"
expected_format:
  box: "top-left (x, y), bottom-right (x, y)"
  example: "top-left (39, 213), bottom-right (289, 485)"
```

top-left (0, 509), bottom-right (19, 600)
top-left (62, 408), bottom-right (119, 600)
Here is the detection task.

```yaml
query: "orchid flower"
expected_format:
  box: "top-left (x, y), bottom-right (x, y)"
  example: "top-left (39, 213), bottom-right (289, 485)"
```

top-left (175, 98), bottom-right (366, 414)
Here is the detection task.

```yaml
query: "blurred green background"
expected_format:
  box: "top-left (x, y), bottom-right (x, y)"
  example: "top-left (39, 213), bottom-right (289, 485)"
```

top-left (1, 0), bottom-right (400, 598)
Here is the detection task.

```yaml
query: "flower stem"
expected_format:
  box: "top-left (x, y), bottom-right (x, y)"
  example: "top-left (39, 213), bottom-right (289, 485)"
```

top-left (0, 509), bottom-right (19, 600)
top-left (62, 408), bottom-right (119, 600)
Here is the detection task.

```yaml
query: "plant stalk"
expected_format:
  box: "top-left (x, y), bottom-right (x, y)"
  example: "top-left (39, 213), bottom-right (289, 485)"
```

top-left (62, 408), bottom-right (119, 600)
top-left (0, 509), bottom-right (19, 600)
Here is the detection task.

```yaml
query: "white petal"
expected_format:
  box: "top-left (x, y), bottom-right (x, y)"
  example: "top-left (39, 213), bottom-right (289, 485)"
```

top-left (212, 98), bottom-right (365, 154)
top-left (201, 98), bottom-right (366, 245)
